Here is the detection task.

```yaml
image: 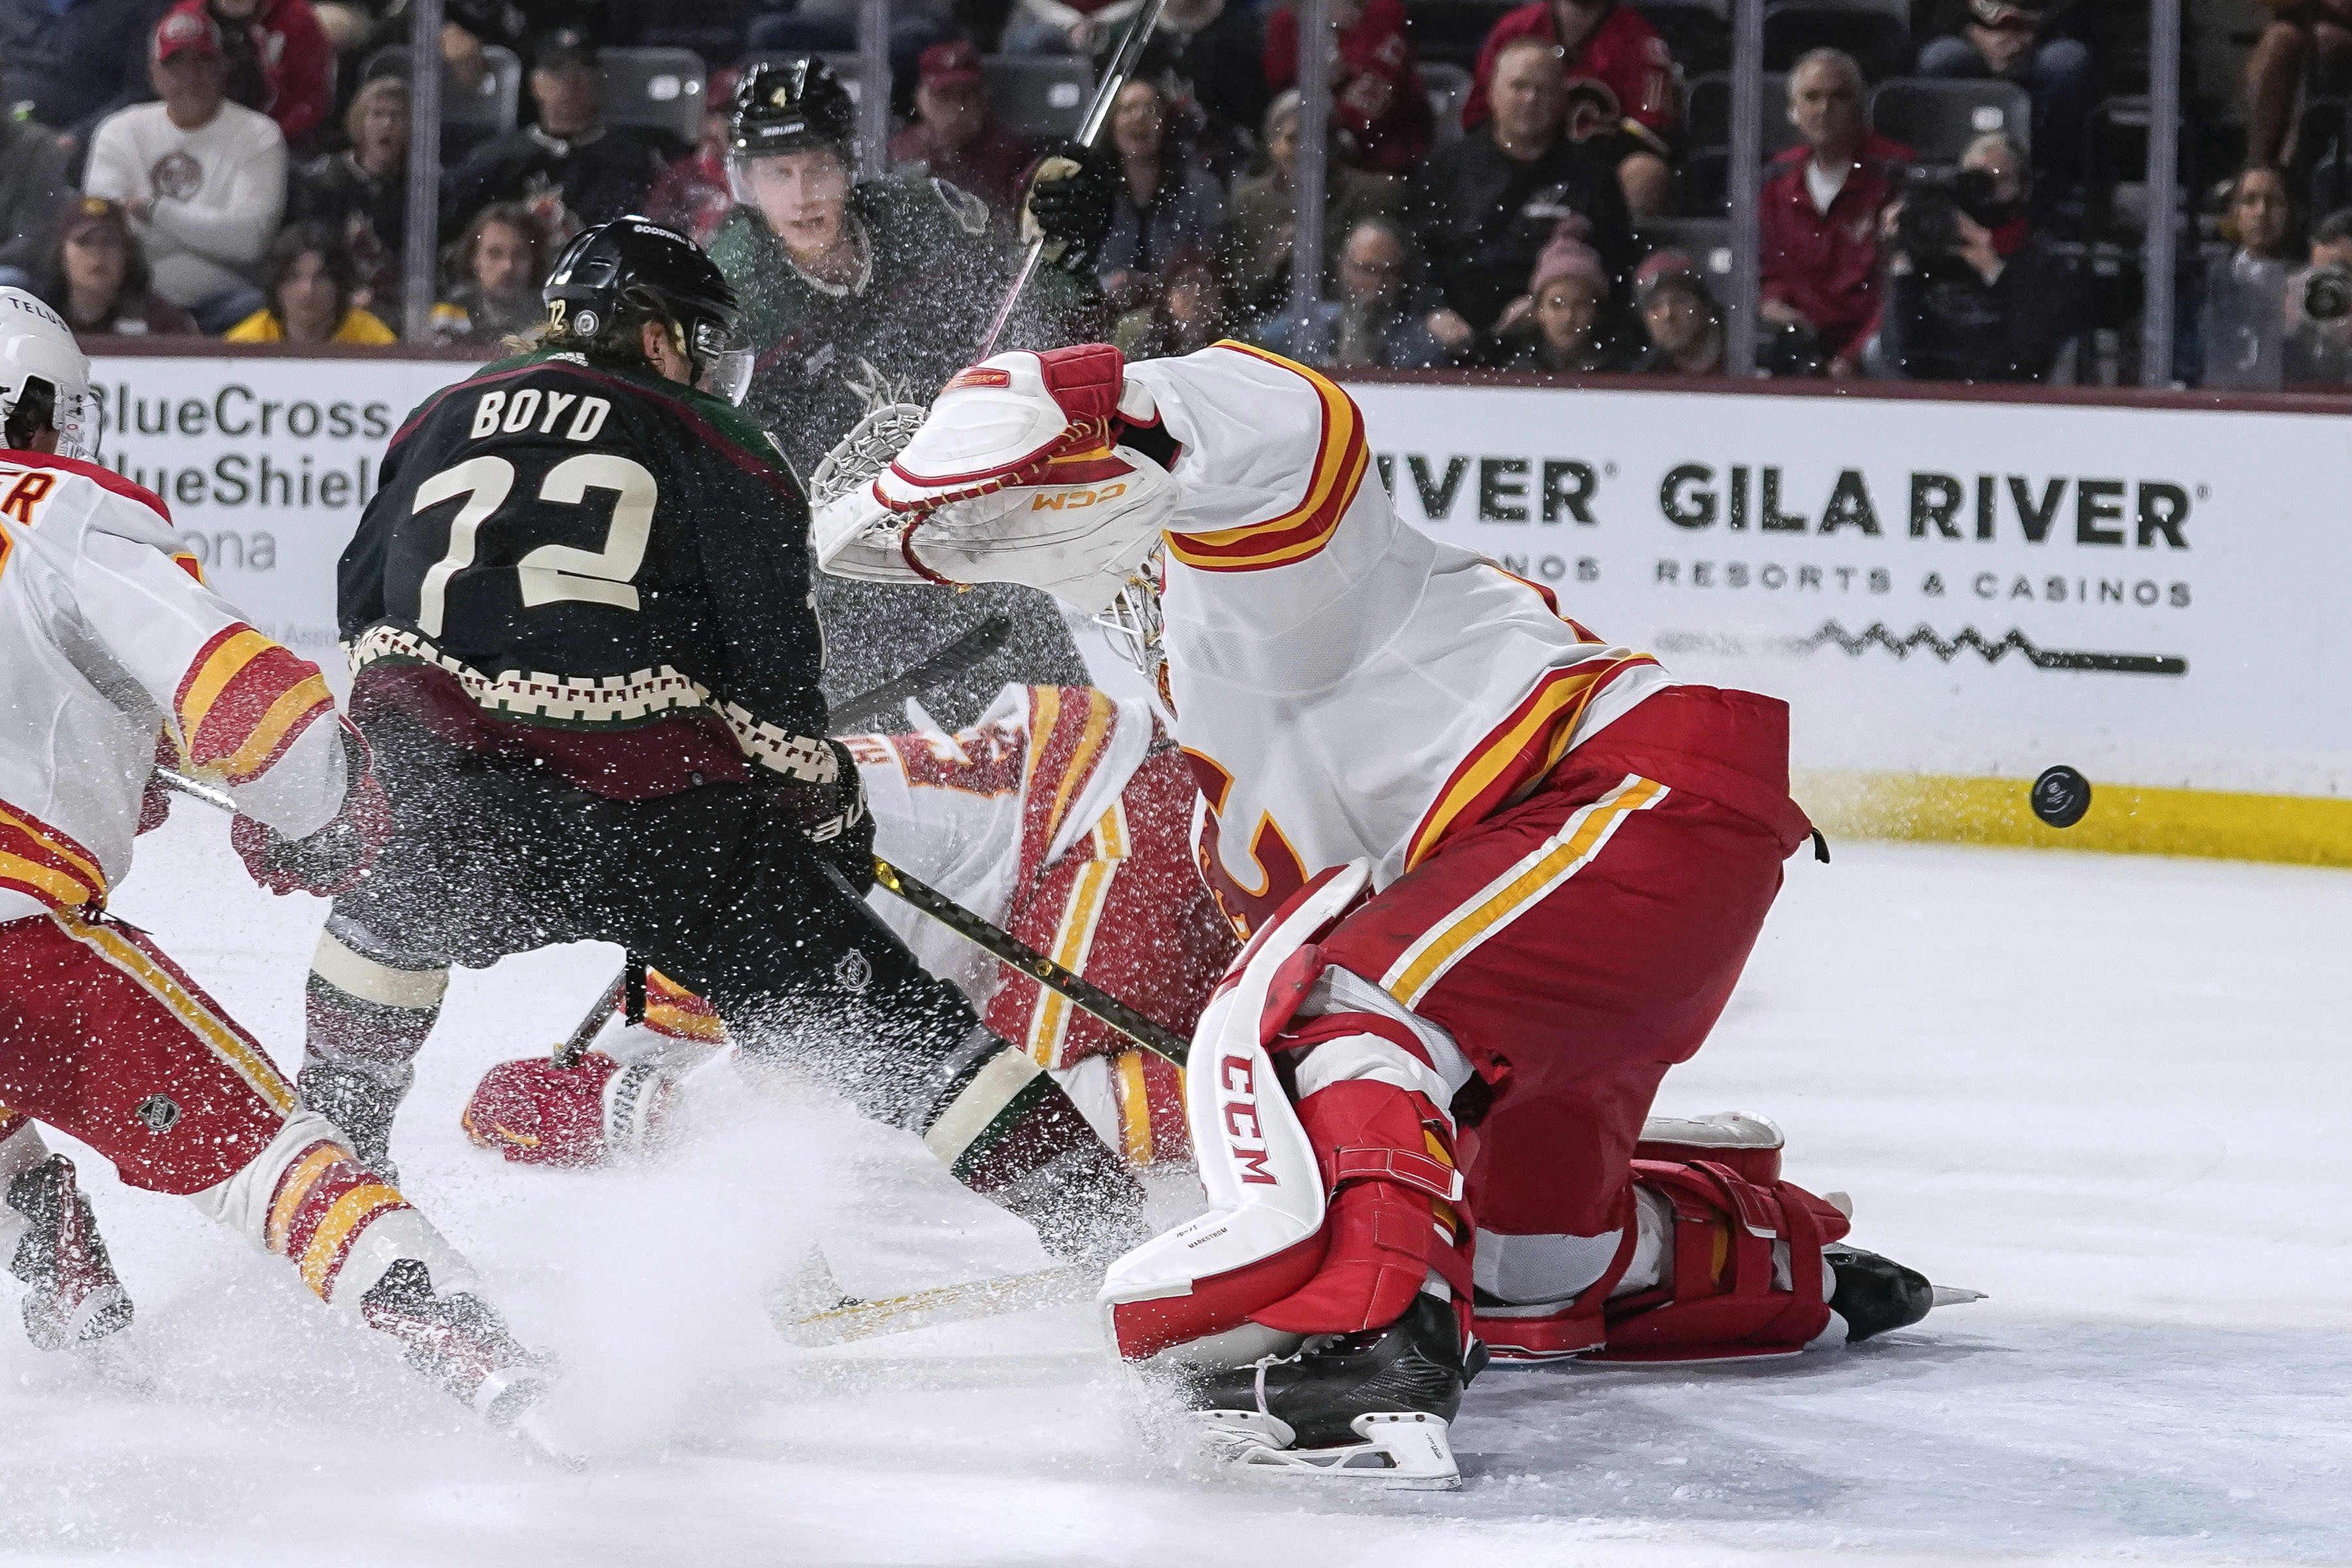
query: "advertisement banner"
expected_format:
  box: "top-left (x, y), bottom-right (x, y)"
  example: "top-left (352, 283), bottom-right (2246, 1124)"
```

top-left (87, 354), bottom-right (479, 672)
top-left (1346, 380), bottom-right (2352, 813)
top-left (77, 355), bottom-right (2348, 856)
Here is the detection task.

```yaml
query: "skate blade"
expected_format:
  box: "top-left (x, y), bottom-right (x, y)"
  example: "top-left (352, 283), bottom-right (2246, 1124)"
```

top-left (1930, 1286), bottom-right (1987, 1309)
top-left (69, 1332), bottom-right (156, 1397)
top-left (506, 1405), bottom-right (587, 1471)
top-left (1191, 1410), bottom-right (1462, 1491)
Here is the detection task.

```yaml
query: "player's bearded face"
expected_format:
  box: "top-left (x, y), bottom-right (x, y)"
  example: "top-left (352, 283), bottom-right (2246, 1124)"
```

top-left (746, 150), bottom-right (854, 258)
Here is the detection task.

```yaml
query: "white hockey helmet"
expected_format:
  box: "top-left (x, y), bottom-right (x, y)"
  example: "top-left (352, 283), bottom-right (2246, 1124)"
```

top-left (0, 288), bottom-right (100, 459)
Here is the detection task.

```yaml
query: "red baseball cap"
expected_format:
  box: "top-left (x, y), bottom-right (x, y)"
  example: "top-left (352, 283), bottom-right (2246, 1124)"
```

top-left (153, 4), bottom-right (223, 62)
top-left (918, 41), bottom-right (985, 89)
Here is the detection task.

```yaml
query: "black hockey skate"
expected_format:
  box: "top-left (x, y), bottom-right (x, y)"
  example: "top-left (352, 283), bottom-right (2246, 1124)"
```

top-left (1825, 1244), bottom-right (1942, 1342)
top-left (1184, 1292), bottom-right (1468, 1490)
top-left (7, 1155), bottom-right (133, 1352)
top-left (358, 1259), bottom-right (553, 1428)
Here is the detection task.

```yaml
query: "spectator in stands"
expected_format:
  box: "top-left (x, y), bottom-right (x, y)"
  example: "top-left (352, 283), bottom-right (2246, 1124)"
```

top-left (191, 0), bottom-right (335, 151)
top-left (1114, 247), bottom-right (1237, 359)
top-left (1005, 0), bottom-right (1143, 56)
top-left (1152, 0), bottom-right (1271, 157)
top-left (33, 194), bottom-right (200, 335)
top-left (440, 27), bottom-right (670, 241)
top-left (1098, 76), bottom-right (1226, 314)
top-left (1250, 213), bottom-right (1452, 369)
top-left (2197, 165), bottom-right (2299, 390)
top-left (1464, 0), bottom-right (1677, 218)
top-left (84, 8), bottom-right (286, 335)
top-left (0, 0), bottom-right (161, 149)
top-left (1493, 223), bottom-right (1632, 372)
top-left (1264, 0), bottom-right (1432, 178)
top-left (2244, 2), bottom-right (2352, 172)
top-left (289, 73), bottom-right (408, 314)
top-left (1878, 139), bottom-right (2083, 382)
top-left (647, 66), bottom-right (740, 245)
top-left (1916, 0), bottom-right (2093, 191)
top-left (2283, 205), bottom-right (2352, 385)
top-left (0, 65), bottom-right (73, 289)
top-left (1757, 49), bottom-right (1909, 378)
top-left (1222, 87), bottom-right (1405, 321)
top-left (1629, 250), bottom-right (1723, 374)
top-left (1410, 34), bottom-right (1636, 361)
top-left (429, 201), bottom-right (549, 348)
top-left (224, 218), bottom-right (397, 341)
top-left (889, 41), bottom-right (1036, 221)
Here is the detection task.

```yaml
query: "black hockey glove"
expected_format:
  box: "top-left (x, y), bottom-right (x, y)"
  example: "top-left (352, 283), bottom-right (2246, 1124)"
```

top-left (1021, 142), bottom-right (1115, 276)
top-left (765, 740), bottom-right (877, 894)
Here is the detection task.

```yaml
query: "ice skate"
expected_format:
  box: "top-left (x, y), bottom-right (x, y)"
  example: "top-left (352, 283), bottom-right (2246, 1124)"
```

top-left (1183, 1294), bottom-right (1468, 1490)
top-left (7, 1155), bottom-right (133, 1354)
top-left (1827, 1244), bottom-right (1983, 1341)
top-left (357, 1258), bottom-right (557, 1435)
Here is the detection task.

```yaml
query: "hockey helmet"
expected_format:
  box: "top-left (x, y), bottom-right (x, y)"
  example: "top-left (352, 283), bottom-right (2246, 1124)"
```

top-left (0, 287), bottom-right (99, 459)
top-left (542, 217), bottom-right (755, 405)
top-left (729, 57), bottom-right (857, 169)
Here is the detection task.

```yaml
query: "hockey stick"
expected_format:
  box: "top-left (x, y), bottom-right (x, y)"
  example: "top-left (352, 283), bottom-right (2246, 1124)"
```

top-left (157, 768), bottom-right (1193, 1067)
top-left (825, 614), bottom-right (1013, 732)
top-left (870, 855), bottom-right (1190, 1066)
top-left (779, 1261), bottom-right (1096, 1347)
top-left (974, 0), bottom-right (1170, 359)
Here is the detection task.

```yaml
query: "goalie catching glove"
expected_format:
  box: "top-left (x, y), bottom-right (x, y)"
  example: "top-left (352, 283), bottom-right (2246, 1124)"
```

top-left (812, 344), bottom-right (1177, 614)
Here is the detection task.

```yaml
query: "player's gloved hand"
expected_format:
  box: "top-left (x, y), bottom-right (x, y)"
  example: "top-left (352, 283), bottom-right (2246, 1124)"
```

top-left (463, 1051), bottom-right (653, 1169)
top-left (1021, 142), bottom-right (1115, 275)
top-left (764, 740), bottom-right (877, 893)
top-left (229, 723), bottom-right (392, 897)
top-left (137, 731), bottom-right (176, 835)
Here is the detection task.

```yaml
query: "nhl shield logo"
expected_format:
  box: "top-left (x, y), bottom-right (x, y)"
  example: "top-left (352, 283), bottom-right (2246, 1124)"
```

top-left (135, 1094), bottom-right (181, 1134)
top-left (835, 949), bottom-right (872, 993)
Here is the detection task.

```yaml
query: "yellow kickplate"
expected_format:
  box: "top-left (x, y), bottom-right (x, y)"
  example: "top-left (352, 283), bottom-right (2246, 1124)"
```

top-left (1793, 771), bottom-right (2352, 869)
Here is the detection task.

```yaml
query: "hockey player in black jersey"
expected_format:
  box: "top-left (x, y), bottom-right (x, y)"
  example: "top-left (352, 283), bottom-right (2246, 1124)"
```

top-left (307, 216), bottom-right (1145, 1263)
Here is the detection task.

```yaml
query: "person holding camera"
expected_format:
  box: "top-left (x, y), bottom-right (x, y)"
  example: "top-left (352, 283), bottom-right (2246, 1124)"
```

top-left (1877, 131), bottom-right (2082, 384)
top-left (2284, 206), bottom-right (2352, 385)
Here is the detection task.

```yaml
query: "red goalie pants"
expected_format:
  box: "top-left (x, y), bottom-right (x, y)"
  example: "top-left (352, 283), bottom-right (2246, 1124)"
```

top-left (0, 912), bottom-right (292, 1195)
top-left (1315, 684), bottom-right (1815, 1245)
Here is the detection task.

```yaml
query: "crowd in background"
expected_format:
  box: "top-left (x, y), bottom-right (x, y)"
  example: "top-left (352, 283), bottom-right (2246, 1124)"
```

top-left (3, 0), bottom-right (2349, 388)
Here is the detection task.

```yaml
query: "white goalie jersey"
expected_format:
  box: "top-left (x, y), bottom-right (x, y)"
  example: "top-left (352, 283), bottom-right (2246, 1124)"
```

top-left (0, 453), bottom-right (348, 925)
top-left (817, 341), bottom-right (1676, 938)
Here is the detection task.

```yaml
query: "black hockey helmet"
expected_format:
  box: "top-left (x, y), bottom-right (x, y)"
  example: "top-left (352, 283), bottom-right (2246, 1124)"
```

top-left (542, 216), bottom-right (754, 404)
top-left (729, 57), bottom-right (857, 163)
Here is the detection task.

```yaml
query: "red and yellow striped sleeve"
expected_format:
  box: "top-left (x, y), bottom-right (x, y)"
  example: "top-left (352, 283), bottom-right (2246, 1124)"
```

top-left (172, 625), bottom-right (335, 787)
top-left (0, 799), bottom-right (108, 911)
top-left (1162, 344), bottom-right (1369, 575)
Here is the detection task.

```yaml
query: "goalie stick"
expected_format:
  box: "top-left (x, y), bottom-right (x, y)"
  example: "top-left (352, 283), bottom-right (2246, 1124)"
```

top-left (154, 770), bottom-right (1194, 1068)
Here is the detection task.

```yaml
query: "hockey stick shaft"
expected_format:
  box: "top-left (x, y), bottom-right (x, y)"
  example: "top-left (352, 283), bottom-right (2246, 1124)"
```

top-left (870, 855), bottom-right (1190, 1067)
top-left (973, 0), bottom-right (1169, 359)
top-left (159, 770), bottom-right (1191, 1067)
top-left (155, 768), bottom-right (629, 1066)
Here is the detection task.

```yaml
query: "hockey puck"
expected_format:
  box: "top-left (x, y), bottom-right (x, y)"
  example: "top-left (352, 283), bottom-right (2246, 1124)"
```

top-left (2029, 766), bottom-right (2093, 828)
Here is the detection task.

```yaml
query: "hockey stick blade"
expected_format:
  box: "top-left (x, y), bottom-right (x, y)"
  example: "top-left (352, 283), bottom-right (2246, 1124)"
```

top-left (827, 615), bottom-right (1014, 732)
top-left (779, 1262), bottom-right (1095, 1347)
top-left (870, 855), bottom-right (1190, 1066)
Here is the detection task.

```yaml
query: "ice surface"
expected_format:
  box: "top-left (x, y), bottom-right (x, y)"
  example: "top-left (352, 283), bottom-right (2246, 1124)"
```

top-left (4, 814), bottom-right (2346, 1567)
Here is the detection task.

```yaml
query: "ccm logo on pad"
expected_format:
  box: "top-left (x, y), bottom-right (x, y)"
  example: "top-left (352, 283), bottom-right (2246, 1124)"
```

top-left (1219, 1053), bottom-right (1279, 1186)
top-left (1030, 482), bottom-right (1128, 511)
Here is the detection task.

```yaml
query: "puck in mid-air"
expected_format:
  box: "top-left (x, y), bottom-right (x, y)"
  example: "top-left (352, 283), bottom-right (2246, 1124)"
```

top-left (2030, 765), bottom-right (2093, 828)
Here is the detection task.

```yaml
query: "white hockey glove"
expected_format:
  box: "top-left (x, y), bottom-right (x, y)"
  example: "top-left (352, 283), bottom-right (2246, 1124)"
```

top-left (811, 346), bottom-right (1175, 615)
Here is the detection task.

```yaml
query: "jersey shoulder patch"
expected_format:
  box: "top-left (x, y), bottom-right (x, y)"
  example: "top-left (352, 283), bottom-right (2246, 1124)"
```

top-left (931, 176), bottom-right (990, 237)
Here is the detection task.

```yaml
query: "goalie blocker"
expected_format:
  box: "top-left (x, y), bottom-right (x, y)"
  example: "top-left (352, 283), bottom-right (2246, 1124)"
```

top-left (813, 340), bottom-right (1960, 1488)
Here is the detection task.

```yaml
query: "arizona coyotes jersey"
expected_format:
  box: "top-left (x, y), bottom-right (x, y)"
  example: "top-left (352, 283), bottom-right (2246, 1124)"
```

top-left (841, 683), bottom-right (1234, 1164)
top-left (0, 453), bottom-right (346, 924)
top-left (1124, 343), bottom-right (1676, 937)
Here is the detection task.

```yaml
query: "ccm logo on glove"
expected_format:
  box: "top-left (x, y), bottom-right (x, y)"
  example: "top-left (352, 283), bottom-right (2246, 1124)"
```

top-left (1031, 482), bottom-right (1128, 511)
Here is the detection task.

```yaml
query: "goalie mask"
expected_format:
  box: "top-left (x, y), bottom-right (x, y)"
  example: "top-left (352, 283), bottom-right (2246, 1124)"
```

top-left (0, 288), bottom-right (101, 459)
top-left (812, 346), bottom-right (1177, 615)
